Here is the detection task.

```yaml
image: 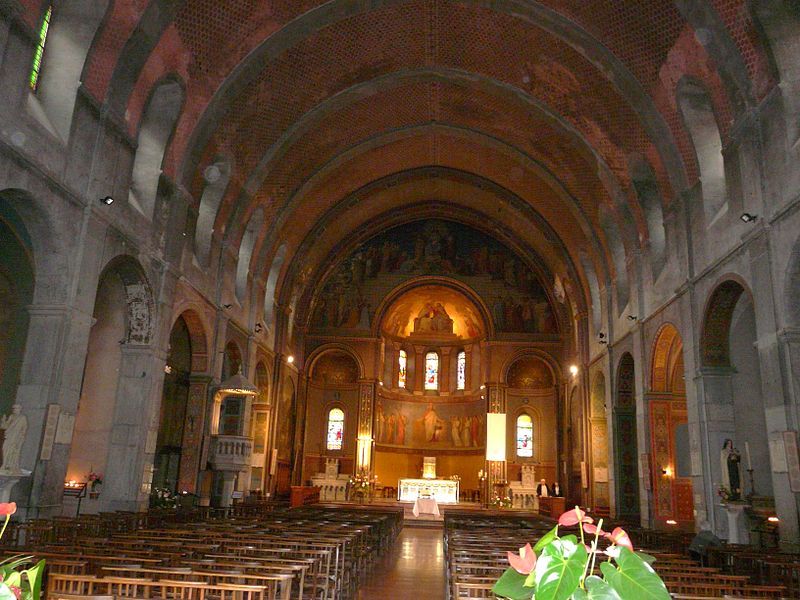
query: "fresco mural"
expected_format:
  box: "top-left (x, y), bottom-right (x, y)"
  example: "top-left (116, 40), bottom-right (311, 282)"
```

top-left (311, 219), bottom-right (557, 335)
top-left (375, 396), bottom-right (485, 451)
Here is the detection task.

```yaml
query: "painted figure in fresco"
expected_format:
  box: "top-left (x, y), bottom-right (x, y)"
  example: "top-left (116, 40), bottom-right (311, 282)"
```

top-left (471, 414), bottom-right (480, 447)
top-left (451, 415), bottom-right (463, 447)
top-left (396, 414), bottom-right (407, 445)
top-left (375, 402), bottom-right (385, 443)
top-left (461, 415), bottom-right (472, 446)
top-left (386, 414), bottom-right (397, 445)
top-left (721, 438), bottom-right (742, 500)
top-left (421, 403), bottom-right (441, 442)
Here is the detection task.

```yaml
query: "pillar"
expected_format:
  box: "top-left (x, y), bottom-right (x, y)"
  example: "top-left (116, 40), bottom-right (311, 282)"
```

top-left (177, 375), bottom-right (211, 494)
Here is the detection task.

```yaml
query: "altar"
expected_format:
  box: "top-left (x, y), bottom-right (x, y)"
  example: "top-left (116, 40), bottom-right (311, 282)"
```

top-left (398, 478), bottom-right (459, 503)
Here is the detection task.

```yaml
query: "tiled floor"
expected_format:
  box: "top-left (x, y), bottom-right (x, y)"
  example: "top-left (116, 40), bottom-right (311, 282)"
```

top-left (357, 525), bottom-right (446, 599)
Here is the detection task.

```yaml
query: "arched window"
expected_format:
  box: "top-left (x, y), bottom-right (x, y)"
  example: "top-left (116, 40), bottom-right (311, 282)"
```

top-left (516, 414), bottom-right (533, 457)
top-left (456, 350), bottom-right (466, 390)
top-left (424, 351), bottom-right (439, 391)
top-left (29, 5), bottom-right (52, 91)
top-left (398, 350), bottom-right (407, 389)
top-left (326, 408), bottom-right (345, 451)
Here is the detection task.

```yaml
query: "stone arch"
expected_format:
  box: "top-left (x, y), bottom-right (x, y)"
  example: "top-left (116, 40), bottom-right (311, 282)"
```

top-left (651, 322), bottom-right (684, 393)
top-left (194, 155), bottom-right (233, 266)
top-left (174, 309), bottom-right (209, 373)
top-left (0, 209), bottom-right (35, 411)
top-left (221, 340), bottom-right (243, 379)
top-left (751, 2), bottom-right (800, 97)
top-left (614, 352), bottom-right (639, 520)
top-left (629, 157), bottom-right (667, 278)
top-left (309, 349), bottom-right (360, 386)
top-left (579, 252), bottom-right (603, 335)
top-left (128, 76), bottom-right (185, 219)
top-left (677, 78), bottom-right (728, 223)
top-left (504, 355), bottom-right (556, 390)
top-left (700, 278), bottom-right (748, 367)
top-left (235, 206), bottom-right (264, 302)
top-left (33, 0), bottom-right (111, 141)
top-left (99, 255), bottom-right (155, 345)
top-left (306, 344), bottom-right (364, 383)
top-left (263, 243), bottom-right (287, 329)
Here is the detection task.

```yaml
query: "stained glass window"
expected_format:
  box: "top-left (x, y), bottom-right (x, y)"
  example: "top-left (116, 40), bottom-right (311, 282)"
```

top-left (516, 414), bottom-right (533, 457)
top-left (424, 352), bottom-right (439, 390)
top-left (398, 350), bottom-right (407, 389)
top-left (29, 5), bottom-right (52, 92)
top-left (326, 408), bottom-right (344, 450)
top-left (457, 351), bottom-right (466, 390)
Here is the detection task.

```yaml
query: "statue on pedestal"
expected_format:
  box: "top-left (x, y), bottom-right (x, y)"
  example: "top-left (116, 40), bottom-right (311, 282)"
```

top-left (720, 438), bottom-right (742, 501)
top-left (0, 405), bottom-right (27, 474)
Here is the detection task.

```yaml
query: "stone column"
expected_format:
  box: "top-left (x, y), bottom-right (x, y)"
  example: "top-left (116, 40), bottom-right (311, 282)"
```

top-left (15, 304), bottom-right (94, 517)
top-left (177, 375), bottom-right (211, 494)
top-left (439, 347), bottom-right (452, 393)
top-left (414, 346), bottom-right (425, 392)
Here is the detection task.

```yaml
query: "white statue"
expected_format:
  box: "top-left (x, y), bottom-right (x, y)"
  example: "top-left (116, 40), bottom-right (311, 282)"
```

top-left (0, 405), bottom-right (27, 473)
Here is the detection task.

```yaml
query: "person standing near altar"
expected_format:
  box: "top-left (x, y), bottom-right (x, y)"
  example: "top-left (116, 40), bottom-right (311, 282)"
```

top-left (551, 482), bottom-right (561, 497)
top-left (536, 479), bottom-right (550, 497)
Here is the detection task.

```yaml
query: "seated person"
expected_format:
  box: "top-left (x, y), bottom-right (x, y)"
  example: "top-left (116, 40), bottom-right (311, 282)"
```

top-left (688, 521), bottom-right (721, 566)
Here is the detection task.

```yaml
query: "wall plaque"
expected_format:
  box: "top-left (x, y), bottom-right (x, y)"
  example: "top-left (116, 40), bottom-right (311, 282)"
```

top-left (39, 404), bottom-right (61, 460)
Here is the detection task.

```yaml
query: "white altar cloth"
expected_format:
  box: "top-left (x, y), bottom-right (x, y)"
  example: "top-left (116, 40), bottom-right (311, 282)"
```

top-left (412, 497), bottom-right (440, 517)
top-left (398, 478), bottom-right (459, 503)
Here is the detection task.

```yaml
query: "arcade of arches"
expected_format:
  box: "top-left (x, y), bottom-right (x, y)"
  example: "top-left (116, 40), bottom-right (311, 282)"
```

top-left (0, 0), bottom-right (799, 550)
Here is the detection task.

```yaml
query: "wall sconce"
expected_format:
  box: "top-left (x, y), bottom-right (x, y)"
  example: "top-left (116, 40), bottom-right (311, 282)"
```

top-left (661, 466), bottom-right (673, 477)
top-left (626, 315), bottom-right (638, 321)
top-left (569, 365), bottom-right (579, 377)
top-left (286, 355), bottom-right (295, 364)
top-left (665, 519), bottom-right (677, 526)
top-left (254, 322), bottom-right (263, 334)
top-left (768, 516), bottom-right (780, 523)
top-left (740, 212), bottom-right (758, 223)
top-left (99, 196), bottom-right (114, 205)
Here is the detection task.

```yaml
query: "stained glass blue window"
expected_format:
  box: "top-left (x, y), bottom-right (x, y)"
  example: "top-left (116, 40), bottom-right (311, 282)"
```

top-left (457, 351), bottom-right (466, 390)
top-left (424, 352), bottom-right (439, 391)
top-left (326, 408), bottom-right (344, 450)
top-left (398, 350), bottom-right (407, 388)
top-left (516, 414), bottom-right (533, 457)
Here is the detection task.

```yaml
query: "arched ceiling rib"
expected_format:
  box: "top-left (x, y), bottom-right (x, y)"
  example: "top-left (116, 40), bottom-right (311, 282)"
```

top-left (67, 0), bottom-right (779, 325)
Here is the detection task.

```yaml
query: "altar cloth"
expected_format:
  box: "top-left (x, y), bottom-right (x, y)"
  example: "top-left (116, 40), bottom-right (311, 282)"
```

top-left (412, 497), bottom-right (440, 517)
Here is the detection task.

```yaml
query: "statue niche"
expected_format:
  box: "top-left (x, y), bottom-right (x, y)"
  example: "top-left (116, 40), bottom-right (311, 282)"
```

top-left (413, 302), bottom-right (454, 336)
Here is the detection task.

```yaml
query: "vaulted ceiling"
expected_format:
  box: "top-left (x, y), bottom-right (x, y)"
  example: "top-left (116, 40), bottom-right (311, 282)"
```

top-left (65, 0), bottom-right (778, 323)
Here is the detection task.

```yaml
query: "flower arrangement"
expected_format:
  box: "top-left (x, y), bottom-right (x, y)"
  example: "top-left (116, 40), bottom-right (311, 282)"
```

top-left (149, 487), bottom-right (178, 509)
top-left (86, 471), bottom-right (103, 491)
top-left (493, 506), bottom-right (670, 600)
top-left (490, 494), bottom-right (513, 509)
top-left (0, 502), bottom-right (44, 599)
top-left (349, 471), bottom-right (371, 498)
top-left (717, 485), bottom-right (735, 503)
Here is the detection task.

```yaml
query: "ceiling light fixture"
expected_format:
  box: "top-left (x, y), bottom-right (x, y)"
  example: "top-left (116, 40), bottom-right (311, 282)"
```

top-left (740, 212), bottom-right (758, 223)
top-left (100, 196), bottom-right (114, 205)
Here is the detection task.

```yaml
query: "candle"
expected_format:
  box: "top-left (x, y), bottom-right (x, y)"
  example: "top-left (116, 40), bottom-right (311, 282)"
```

top-left (745, 442), bottom-right (752, 470)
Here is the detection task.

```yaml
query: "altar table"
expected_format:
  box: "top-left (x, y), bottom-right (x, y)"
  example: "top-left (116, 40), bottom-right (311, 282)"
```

top-left (412, 497), bottom-right (440, 517)
top-left (398, 478), bottom-right (459, 503)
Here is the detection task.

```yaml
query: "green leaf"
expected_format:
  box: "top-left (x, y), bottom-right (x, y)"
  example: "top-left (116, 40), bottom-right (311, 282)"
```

top-left (635, 552), bottom-right (656, 565)
top-left (571, 589), bottom-right (588, 600)
top-left (601, 547), bottom-right (670, 600)
top-left (533, 538), bottom-right (588, 600)
top-left (583, 575), bottom-right (622, 600)
top-left (492, 567), bottom-right (534, 600)
top-left (561, 534), bottom-right (578, 545)
top-left (24, 559), bottom-right (45, 599)
top-left (534, 525), bottom-right (560, 552)
top-left (4, 571), bottom-right (20, 589)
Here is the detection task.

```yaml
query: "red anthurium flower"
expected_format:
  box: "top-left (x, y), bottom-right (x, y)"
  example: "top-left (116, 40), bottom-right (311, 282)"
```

top-left (9, 585), bottom-right (20, 600)
top-left (583, 522), bottom-right (607, 536)
top-left (0, 503), bottom-right (16, 516)
top-left (507, 543), bottom-right (537, 575)
top-left (558, 506), bottom-right (593, 527)
top-left (608, 527), bottom-right (634, 552)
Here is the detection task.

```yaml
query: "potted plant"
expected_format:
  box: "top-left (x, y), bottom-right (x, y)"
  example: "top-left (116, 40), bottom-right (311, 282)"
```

top-left (493, 506), bottom-right (671, 600)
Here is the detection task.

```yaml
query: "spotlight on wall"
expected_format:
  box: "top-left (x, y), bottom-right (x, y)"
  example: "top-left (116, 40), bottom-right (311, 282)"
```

top-left (254, 322), bottom-right (263, 334)
top-left (768, 516), bottom-right (780, 523)
top-left (665, 519), bottom-right (678, 526)
top-left (569, 365), bottom-right (579, 377)
top-left (661, 466), bottom-right (673, 477)
top-left (286, 355), bottom-right (295, 364)
top-left (598, 332), bottom-right (608, 345)
top-left (626, 315), bottom-right (638, 321)
top-left (100, 196), bottom-right (114, 205)
top-left (740, 212), bottom-right (758, 223)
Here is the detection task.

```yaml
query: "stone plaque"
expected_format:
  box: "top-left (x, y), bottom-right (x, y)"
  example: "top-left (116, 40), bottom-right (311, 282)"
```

top-left (39, 404), bottom-right (60, 460)
top-left (54, 412), bottom-right (74, 445)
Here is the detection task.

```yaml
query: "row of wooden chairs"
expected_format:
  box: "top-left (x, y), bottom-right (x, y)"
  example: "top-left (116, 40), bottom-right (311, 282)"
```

top-left (2, 504), bottom-right (402, 599)
top-left (442, 511), bottom-right (789, 599)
